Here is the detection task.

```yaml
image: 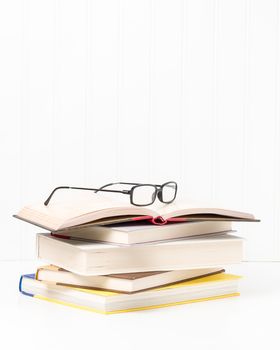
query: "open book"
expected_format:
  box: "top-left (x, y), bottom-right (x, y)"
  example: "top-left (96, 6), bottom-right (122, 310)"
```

top-left (14, 192), bottom-right (258, 232)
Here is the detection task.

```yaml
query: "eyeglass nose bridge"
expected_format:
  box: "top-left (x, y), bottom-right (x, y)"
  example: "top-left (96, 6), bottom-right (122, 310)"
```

top-left (157, 187), bottom-right (163, 202)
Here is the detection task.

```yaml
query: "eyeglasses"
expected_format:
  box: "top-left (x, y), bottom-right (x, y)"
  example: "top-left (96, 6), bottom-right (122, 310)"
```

top-left (44, 181), bottom-right (177, 207)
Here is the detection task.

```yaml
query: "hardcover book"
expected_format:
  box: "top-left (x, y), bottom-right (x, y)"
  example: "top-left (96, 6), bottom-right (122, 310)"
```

top-left (19, 272), bottom-right (241, 314)
top-left (36, 265), bottom-right (225, 293)
top-left (37, 233), bottom-right (243, 275)
top-left (53, 220), bottom-right (233, 245)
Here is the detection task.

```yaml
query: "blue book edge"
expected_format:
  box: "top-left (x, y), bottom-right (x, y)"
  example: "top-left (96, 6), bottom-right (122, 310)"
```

top-left (19, 273), bottom-right (36, 297)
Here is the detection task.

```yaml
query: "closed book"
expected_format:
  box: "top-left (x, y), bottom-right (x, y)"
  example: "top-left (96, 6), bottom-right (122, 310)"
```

top-left (19, 273), bottom-right (241, 314)
top-left (37, 233), bottom-right (243, 275)
top-left (36, 265), bottom-right (225, 293)
top-left (53, 221), bottom-right (233, 245)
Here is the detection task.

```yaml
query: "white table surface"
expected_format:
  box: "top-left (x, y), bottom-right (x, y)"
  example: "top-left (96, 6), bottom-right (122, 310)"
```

top-left (1, 261), bottom-right (279, 350)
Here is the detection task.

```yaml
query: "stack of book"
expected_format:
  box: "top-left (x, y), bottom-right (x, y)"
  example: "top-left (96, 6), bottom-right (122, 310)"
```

top-left (15, 193), bottom-right (257, 314)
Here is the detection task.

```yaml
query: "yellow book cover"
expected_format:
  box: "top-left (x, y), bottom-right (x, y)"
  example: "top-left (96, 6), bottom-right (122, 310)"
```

top-left (20, 273), bottom-right (241, 314)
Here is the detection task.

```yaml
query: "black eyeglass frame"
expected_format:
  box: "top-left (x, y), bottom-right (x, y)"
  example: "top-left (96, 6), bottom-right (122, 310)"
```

top-left (43, 181), bottom-right (177, 207)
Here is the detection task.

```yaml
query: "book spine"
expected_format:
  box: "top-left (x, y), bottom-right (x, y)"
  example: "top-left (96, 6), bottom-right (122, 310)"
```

top-left (131, 215), bottom-right (154, 222)
top-left (132, 216), bottom-right (189, 225)
top-left (149, 216), bottom-right (167, 225)
top-left (19, 274), bottom-right (36, 297)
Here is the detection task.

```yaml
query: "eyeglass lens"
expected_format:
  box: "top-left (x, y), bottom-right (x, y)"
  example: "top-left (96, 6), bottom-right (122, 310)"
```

top-left (132, 185), bottom-right (156, 206)
top-left (161, 182), bottom-right (177, 203)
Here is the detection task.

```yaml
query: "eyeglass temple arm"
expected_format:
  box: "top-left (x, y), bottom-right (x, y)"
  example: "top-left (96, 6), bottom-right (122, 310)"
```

top-left (44, 186), bottom-right (130, 206)
top-left (94, 182), bottom-right (133, 193)
top-left (118, 182), bottom-right (162, 187)
top-left (44, 186), bottom-right (71, 206)
top-left (94, 182), bottom-right (162, 193)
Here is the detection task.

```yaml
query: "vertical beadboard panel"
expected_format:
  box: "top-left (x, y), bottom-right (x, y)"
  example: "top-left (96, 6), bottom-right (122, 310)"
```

top-left (149, 0), bottom-right (183, 184)
top-left (19, 0), bottom-right (55, 259)
top-left (85, 0), bottom-right (120, 186)
top-left (213, 0), bottom-right (254, 258)
top-left (214, 0), bottom-right (245, 208)
top-left (0, 1), bottom-right (22, 259)
top-left (116, 0), bottom-right (151, 182)
top-left (52, 0), bottom-right (87, 186)
top-left (242, 0), bottom-right (278, 260)
top-left (273, 0), bottom-right (280, 259)
top-left (181, 0), bottom-right (216, 202)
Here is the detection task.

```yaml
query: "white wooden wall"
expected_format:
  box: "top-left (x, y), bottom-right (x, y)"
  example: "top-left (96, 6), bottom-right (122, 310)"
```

top-left (1, 0), bottom-right (279, 260)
